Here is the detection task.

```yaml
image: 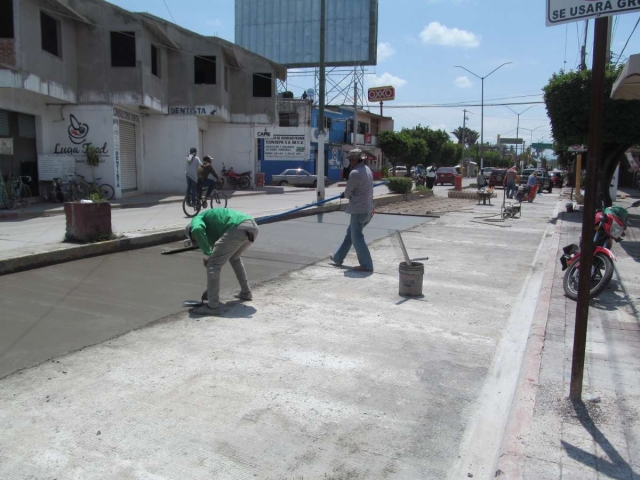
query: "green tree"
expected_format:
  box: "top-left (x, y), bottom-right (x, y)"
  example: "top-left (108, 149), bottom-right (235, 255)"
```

top-left (378, 131), bottom-right (428, 175)
top-left (543, 65), bottom-right (640, 206)
top-left (403, 125), bottom-right (450, 165)
top-left (451, 127), bottom-right (479, 147)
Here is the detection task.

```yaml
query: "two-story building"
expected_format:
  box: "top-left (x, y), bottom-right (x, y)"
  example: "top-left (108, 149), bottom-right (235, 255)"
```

top-left (257, 99), bottom-right (395, 185)
top-left (0, 0), bottom-right (285, 198)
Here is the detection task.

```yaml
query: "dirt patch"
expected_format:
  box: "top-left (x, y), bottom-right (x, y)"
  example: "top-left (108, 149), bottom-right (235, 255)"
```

top-left (376, 196), bottom-right (476, 216)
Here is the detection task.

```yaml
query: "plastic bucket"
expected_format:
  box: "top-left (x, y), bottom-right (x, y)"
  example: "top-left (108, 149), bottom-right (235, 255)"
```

top-left (399, 261), bottom-right (424, 297)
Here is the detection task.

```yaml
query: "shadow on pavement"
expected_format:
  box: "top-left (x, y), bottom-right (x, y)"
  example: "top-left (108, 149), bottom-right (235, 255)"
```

top-left (561, 399), bottom-right (638, 479)
top-left (188, 301), bottom-right (257, 320)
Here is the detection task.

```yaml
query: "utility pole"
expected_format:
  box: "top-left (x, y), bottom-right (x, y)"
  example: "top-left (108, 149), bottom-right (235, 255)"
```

top-left (462, 109), bottom-right (468, 176)
top-left (353, 67), bottom-right (358, 152)
top-left (606, 16), bottom-right (613, 64)
top-left (316, 0), bottom-right (326, 201)
top-left (580, 19), bottom-right (589, 71)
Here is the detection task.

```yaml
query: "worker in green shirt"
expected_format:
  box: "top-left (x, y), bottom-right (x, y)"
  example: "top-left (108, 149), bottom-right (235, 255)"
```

top-left (185, 208), bottom-right (259, 315)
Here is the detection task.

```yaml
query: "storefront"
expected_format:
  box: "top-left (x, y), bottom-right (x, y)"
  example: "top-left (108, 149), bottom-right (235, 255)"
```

top-left (0, 109), bottom-right (39, 194)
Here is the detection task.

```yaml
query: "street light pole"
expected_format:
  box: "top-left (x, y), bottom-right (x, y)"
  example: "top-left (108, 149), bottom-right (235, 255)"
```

top-left (506, 105), bottom-right (534, 163)
top-left (455, 62), bottom-right (512, 171)
top-left (521, 125), bottom-right (546, 166)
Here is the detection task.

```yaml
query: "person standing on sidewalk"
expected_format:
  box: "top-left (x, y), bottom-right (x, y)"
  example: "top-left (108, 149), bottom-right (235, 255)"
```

top-left (185, 208), bottom-right (259, 316)
top-left (504, 165), bottom-right (518, 199)
top-left (426, 163), bottom-right (437, 189)
top-left (477, 170), bottom-right (487, 190)
top-left (330, 149), bottom-right (374, 272)
top-left (185, 147), bottom-right (202, 206)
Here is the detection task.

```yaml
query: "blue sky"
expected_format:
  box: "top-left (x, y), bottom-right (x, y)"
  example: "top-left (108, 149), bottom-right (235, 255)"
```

top-left (110, 0), bottom-right (640, 148)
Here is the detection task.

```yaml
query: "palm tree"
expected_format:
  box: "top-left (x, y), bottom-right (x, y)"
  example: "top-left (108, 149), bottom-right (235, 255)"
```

top-left (451, 127), bottom-right (479, 147)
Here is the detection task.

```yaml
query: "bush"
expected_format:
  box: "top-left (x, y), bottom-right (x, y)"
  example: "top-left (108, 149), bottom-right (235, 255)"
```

top-left (381, 165), bottom-right (389, 178)
top-left (386, 177), bottom-right (413, 194)
top-left (414, 185), bottom-right (432, 193)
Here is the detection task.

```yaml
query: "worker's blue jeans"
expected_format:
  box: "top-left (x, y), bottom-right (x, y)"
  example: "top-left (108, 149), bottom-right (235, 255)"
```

top-left (506, 181), bottom-right (516, 199)
top-left (333, 213), bottom-right (374, 271)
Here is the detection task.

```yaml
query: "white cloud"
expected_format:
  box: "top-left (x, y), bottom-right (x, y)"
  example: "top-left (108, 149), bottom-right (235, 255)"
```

top-left (454, 76), bottom-right (472, 88)
top-left (365, 72), bottom-right (407, 89)
top-left (206, 19), bottom-right (222, 27)
top-left (419, 22), bottom-right (480, 48)
top-left (377, 42), bottom-right (395, 62)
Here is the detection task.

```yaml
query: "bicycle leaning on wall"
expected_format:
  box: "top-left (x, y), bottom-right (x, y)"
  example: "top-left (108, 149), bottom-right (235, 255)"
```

top-left (1, 173), bottom-right (32, 210)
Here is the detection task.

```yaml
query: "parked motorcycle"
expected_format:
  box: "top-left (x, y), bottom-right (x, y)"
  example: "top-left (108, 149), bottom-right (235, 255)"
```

top-left (221, 162), bottom-right (252, 190)
top-left (559, 205), bottom-right (628, 300)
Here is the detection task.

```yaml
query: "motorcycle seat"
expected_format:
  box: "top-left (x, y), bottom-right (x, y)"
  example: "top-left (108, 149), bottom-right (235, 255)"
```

top-left (235, 171), bottom-right (252, 176)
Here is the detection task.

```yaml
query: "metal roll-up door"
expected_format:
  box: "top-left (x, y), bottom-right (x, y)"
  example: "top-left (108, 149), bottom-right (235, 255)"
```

top-left (119, 121), bottom-right (137, 191)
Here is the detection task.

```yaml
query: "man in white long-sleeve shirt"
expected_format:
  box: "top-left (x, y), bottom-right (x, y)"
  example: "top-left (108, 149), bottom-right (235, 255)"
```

top-left (330, 149), bottom-right (374, 272)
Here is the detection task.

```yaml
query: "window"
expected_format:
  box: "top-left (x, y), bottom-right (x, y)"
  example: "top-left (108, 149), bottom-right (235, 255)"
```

top-left (151, 44), bottom-right (159, 77)
top-left (111, 31), bottom-right (136, 67)
top-left (40, 11), bottom-right (60, 57)
top-left (0, 0), bottom-right (14, 38)
top-left (357, 121), bottom-right (369, 135)
top-left (279, 112), bottom-right (298, 127)
top-left (194, 55), bottom-right (216, 84)
top-left (253, 72), bottom-right (272, 97)
top-left (324, 117), bottom-right (332, 130)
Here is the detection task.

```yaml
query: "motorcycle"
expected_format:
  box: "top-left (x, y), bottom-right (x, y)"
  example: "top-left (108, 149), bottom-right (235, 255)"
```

top-left (220, 162), bottom-right (252, 190)
top-left (560, 205), bottom-right (628, 300)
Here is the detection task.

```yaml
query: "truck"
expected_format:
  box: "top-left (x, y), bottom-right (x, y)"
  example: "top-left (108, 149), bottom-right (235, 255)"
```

top-left (518, 168), bottom-right (553, 193)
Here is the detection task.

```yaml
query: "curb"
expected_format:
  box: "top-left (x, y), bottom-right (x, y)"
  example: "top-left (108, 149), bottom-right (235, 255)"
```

top-left (0, 192), bottom-right (418, 276)
top-left (494, 203), bottom-right (563, 479)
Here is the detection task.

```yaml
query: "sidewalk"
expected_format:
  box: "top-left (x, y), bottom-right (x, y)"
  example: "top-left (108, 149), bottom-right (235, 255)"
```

top-left (497, 187), bottom-right (640, 479)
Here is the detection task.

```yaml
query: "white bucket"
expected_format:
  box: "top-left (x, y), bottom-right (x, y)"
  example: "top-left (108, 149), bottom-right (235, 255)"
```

top-left (399, 261), bottom-right (424, 297)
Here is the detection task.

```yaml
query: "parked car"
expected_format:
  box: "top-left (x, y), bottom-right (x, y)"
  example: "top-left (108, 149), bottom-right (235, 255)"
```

top-left (488, 168), bottom-right (508, 188)
top-left (550, 171), bottom-right (564, 188)
top-left (272, 169), bottom-right (329, 187)
top-left (518, 168), bottom-right (553, 193)
top-left (392, 166), bottom-right (409, 177)
top-left (435, 167), bottom-right (457, 186)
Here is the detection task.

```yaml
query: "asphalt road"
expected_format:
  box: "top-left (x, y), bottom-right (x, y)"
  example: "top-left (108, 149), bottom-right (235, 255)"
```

top-left (0, 212), bottom-right (432, 379)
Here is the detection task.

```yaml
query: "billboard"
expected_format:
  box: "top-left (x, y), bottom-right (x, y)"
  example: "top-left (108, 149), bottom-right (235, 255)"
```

top-left (368, 86), bottom-right (395, 102)
top-left (235, 0), bottom-right (379, 67)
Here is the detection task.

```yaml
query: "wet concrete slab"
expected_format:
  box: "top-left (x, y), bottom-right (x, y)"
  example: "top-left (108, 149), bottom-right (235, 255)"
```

top-left (0, 212), bottom-right (431, 379)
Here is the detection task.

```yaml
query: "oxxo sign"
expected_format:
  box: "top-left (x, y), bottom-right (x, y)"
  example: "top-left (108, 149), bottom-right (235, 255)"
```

top-left (368, 86), bottom-right (395, 102)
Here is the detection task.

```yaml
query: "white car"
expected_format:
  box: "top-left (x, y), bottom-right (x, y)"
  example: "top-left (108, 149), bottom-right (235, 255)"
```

top-left (392, 166), bottom-right (408, 177)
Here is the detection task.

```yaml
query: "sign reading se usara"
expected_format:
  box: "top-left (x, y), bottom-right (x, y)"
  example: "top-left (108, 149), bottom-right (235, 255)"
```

top-left (547, 0), bottom-right (640, 26)
top-left (368, 86), bottom-right (395, 102)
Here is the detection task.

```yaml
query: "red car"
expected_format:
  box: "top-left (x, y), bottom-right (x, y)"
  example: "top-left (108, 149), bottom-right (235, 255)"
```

top-left (435, 167), bottom-right (457, 186)
top-left (550, 172), bottom-right (564, 188)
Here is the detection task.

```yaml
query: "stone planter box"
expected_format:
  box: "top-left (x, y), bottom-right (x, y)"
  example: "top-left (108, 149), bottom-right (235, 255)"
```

top-left (64, 202), bottom-right (112, 242)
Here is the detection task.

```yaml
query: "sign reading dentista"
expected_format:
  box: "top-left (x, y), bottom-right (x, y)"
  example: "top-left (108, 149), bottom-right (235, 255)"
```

top-left (368, 86), bottom-right (395, 102)
top-left (547, 0), bottom-right (640, 26)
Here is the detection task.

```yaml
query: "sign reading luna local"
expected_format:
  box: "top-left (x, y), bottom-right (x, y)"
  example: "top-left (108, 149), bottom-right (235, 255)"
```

top-left (547, 0), bottom-right (640, 26)
top-left (264, 135), bottom-right (306, 160)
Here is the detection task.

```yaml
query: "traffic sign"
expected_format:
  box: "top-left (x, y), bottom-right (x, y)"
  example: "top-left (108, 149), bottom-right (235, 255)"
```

top-left (368, 86), bottom-right (395, 102)
top-left (499, 137), bottom-right (523, 145)
top-left (532, 142), bottom-right (553, 150)
top-left (547, 0), bottom-right (640, 27)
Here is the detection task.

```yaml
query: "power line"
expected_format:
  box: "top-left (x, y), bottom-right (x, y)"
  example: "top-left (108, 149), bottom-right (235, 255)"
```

top-left (616, 16), bottom-right (640, 67)
top-left (368, 101), bottom-right (545, 109)
top-left (162, 0), bottom-right (177, 24)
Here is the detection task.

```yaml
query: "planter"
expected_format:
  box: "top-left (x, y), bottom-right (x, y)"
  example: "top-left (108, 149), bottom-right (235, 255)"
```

top-left (64, 202), bottom-right (112, 242)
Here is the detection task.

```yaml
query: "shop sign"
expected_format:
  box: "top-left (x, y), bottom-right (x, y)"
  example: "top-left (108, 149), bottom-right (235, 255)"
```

top-left (0, 138), bottom-right (13, 155)
top-left (169, 106), bottom-right (218, 116)
top-left (113, 107), bottom-right (140, 124)
top-left (53, 114), bottom-right (109, 157)
top-left (264, 135), bottom-right (307, 160)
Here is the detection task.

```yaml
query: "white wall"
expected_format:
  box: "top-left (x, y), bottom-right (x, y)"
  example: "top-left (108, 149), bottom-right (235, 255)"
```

top-left (142, 114), bottom-right (199, 193)
top-left (204, 124), bottom-right (257, 182)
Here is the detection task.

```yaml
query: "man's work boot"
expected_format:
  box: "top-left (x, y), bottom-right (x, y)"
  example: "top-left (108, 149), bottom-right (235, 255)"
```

top-left (234, 292), bottom-right (253, 301)
top-left (192, 304), bottom-right (220, 316)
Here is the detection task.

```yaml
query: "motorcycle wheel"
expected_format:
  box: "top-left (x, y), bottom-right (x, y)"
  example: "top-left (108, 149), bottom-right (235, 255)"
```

top-left (237, 177), bottom-right (251, 190)
top-left (562, 252), bottom-right (614, 300)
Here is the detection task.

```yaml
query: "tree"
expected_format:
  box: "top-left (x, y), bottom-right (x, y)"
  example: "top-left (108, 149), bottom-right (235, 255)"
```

top-left (543, 65), bottom-right (640, 206)
top-left (451, 127), bottom-right (479, 147)
top-left (404, 125), bottom-right (450, 165)
top-left (378, 131), bottom-right (428, 175)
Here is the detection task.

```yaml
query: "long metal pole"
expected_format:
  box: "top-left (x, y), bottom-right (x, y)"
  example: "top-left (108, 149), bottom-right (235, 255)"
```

top-left (570, 17), bottom-right (608, 400)
top-left (316, 0), bottom-right (326, 201)
top-left (480, 78), bottom-right (484, 170)
top-left (462, 109), bottom-right (467, 175)
top-left (516, 114), bottom-right (520, 160)
top-left (353, 67), bottom-right (358, 151)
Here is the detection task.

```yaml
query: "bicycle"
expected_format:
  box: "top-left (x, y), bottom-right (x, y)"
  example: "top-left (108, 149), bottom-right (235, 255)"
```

top-left (76, 174), bottom-right (114, 200)
top-left (2, 173), bottom-right (32, 210)
top-left (182, 181), bottom-right (227, 218)
top-left (41, 176), bottom-right (84, 203)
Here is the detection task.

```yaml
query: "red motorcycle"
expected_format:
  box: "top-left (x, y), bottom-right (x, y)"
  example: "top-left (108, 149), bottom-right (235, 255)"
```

top-left (221, 162), bottom-right (252, 190)
top-left (560, 205), bottom-right (628, 300)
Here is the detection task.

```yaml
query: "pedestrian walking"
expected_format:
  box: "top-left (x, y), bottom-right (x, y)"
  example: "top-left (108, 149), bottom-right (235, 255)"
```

top-left (330, 149), bottom-right (374, 272)
top-left (185, 208), bottom-right (259, 316)
top-left (504, 166), bottom-right (518, 199)
top-left (426, 164), bottom-right (437, 189)
top-left (185, 147), bottom-right (202, 206)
